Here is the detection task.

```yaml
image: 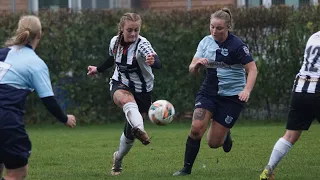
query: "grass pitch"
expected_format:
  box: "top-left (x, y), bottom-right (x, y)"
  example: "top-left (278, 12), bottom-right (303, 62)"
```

top-left (23, 121), bottom-right (320, 180)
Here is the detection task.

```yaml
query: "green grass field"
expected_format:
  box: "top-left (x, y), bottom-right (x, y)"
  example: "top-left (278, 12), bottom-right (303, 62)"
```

top-left (23, 122), bottom-right (320, 180)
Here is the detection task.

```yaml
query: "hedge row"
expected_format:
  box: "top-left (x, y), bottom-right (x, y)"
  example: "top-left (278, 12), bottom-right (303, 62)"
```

top-left (0, 5), bottom-right (319, 123)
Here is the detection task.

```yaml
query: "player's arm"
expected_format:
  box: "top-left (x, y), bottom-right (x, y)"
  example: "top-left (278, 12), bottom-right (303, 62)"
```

top-left (189, 57), bottom-right (200, 74)
top-left (139, 40), bottom-right (162, 69)
top-left (190, 38), bottom-right (208, 75)
top-left (31, 65), bottom-right (76, 127)
top-left (243, 61), bottom-right (257, 93)
top-left (238, 61), bottom-right (257, 102)
top-left (238, 45), bottom-right (258, 93)
top-left (97, 55), bottom-right (115, 72)
top-left (237, 45), bottom-right (258, 102)
top-left (87, 55), bottom-right (115, 76)
top-left (40, 96), bottom-right (76, 128)
top-left (88, 38), bottom-right (116, 75)
top-left (189, 57), bottom-right (208, 75)
top-left (41, 96), bottom-right (67, 123)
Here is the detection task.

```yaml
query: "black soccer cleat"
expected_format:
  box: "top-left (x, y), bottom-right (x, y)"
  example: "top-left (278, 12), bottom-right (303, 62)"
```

top-left (173, 167), bottom-right (191, 176)
top-left (223, 130), bottom-right (233, 153)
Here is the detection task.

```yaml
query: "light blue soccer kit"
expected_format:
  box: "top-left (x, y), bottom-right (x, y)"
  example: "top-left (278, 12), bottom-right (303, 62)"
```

top-left (0, 45), bottom-right (54, 168)
top-left (194, 32), bottom-right (253, 128)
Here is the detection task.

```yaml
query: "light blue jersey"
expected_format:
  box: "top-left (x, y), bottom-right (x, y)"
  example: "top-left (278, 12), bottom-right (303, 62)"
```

top-left (0, 45), bottom-right (53, 114)
top-left (194, 33), bottom-right (253, 96)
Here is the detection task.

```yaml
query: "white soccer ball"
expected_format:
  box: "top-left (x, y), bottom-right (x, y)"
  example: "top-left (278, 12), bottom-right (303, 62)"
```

top-left (148, 100), bottom-right (175, 125)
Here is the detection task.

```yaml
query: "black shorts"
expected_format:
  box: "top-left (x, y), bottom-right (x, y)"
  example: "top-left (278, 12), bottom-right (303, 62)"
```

top-left (110, 79), bottom-right (152, 113)
top-left (195, 93), bottom-right (245, 128)
top-left (0, 110), bottom-right (31, 169)
top-left (286, 92), bottom-right (320, 130)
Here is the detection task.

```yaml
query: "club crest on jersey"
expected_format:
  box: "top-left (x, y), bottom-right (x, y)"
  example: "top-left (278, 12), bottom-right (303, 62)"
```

top-left (221, 48), bottom-right (229, 56)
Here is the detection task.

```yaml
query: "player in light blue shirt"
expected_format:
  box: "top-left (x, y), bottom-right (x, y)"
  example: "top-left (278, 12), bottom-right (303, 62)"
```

top-left (174, 8), bottom-right (258, 176)
top-left (0, 15), bottom-right (76, 180)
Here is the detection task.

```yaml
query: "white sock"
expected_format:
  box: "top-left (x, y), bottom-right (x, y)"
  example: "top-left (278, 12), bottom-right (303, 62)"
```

top-left (123, 102), bottom-right (144, 130)
top-left (267, 137), bottom-right (293, 169)
top-left (116, 133), bottom-right (135, 161)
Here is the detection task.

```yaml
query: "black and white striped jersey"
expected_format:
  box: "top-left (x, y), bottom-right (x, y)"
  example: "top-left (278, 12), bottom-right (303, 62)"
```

top-left (109, 35), bottom-right (157, 93)
top-left (293, 31), bottom-right (320, 93)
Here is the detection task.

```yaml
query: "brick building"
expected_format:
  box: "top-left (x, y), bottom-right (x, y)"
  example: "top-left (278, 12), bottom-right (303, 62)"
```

top-left (0, 0), bottom-right (319, 13)
top-left (140, 0), bottom-right (236, 9)
top-left (0, 0), bottom-right (28, 12)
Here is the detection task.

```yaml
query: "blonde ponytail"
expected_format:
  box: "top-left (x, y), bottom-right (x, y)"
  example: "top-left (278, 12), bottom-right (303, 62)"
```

top-left (5, 15), bottom-right (41, 47)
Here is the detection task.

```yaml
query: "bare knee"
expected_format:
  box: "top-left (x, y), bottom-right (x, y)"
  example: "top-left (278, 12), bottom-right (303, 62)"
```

top-left (207, 138), bottom-right (225, 149)
top-left (283, 130), bottom-right (302, 144)
top-left (207, 121), bottom-right (229, 149)
top-left (207, 133), bottom-right (225, 148)
top-left (6, 173), bottom-right (28, 180)
top-left (6, 168), bottom-right (28, 180)
top-left (190, 123), bottom-right (206, 140)
top-left (189, 109), bottom-right (211, 139)
top-left (5, 164), bottom-right (28, 180)
top-left (113, 90), bottom-right (135, 107)
top-left (208, 142), bottom-right (221, 149)
top-left (6, 174), bottom-right (27, 180)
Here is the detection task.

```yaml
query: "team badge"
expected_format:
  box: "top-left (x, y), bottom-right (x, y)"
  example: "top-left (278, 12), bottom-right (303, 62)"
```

top-left (243, 46), bottom-right (250, 56)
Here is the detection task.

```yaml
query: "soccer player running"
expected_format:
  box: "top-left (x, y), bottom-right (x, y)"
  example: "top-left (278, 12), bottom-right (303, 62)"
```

top-left (0, 15), bottom-right (76, 180)
top-left (87, 13), bottom-right (162, 175)
top-left (259, 32), bottom-right (320, 180)
top-left (173, 8), bottom-right (257, 176)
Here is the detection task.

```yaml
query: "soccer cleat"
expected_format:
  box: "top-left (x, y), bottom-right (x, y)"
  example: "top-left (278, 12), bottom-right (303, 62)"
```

top-left (111, 151), bottom-right (122, 176)
top-left (131, 127), bottom-right (150, 145)
top-left (223, 130), bottom-right (233, 153)
top-left (173, 167), bottom-right (191, 176)
top-left (259, 165), bottom-right (275, 180)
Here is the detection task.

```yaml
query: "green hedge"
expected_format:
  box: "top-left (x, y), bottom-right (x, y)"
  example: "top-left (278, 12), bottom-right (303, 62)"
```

top-left (0, 6), bottom-right (319, 123)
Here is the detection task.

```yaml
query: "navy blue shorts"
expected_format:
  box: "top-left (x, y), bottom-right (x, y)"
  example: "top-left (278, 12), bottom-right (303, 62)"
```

top-left (194, 93), bottom-right (245, 128)
top-left (0, 109), bottom-right (31, 169)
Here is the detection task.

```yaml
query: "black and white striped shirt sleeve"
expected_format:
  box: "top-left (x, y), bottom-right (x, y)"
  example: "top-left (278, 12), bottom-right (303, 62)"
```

top-left (138, 39), bottom-right (161, 69)
top-left (138, 40), bottom-right (156, 58)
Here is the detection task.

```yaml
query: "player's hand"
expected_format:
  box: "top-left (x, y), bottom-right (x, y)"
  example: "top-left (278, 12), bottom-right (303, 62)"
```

top-left (189, 58), bottom-right (208, 75)
top-left (87, 66), bottom-right (98, 76)
top-left (238, 89), bottom-right (250, 102)
top-left (196, 58), bottom-right (209, 67)
top-left (65, 115), bottom-right (76, 128)
top-left (194, 58), bottom-right (208, 74)
top-left (146, 53), bottom-right (155, 66)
